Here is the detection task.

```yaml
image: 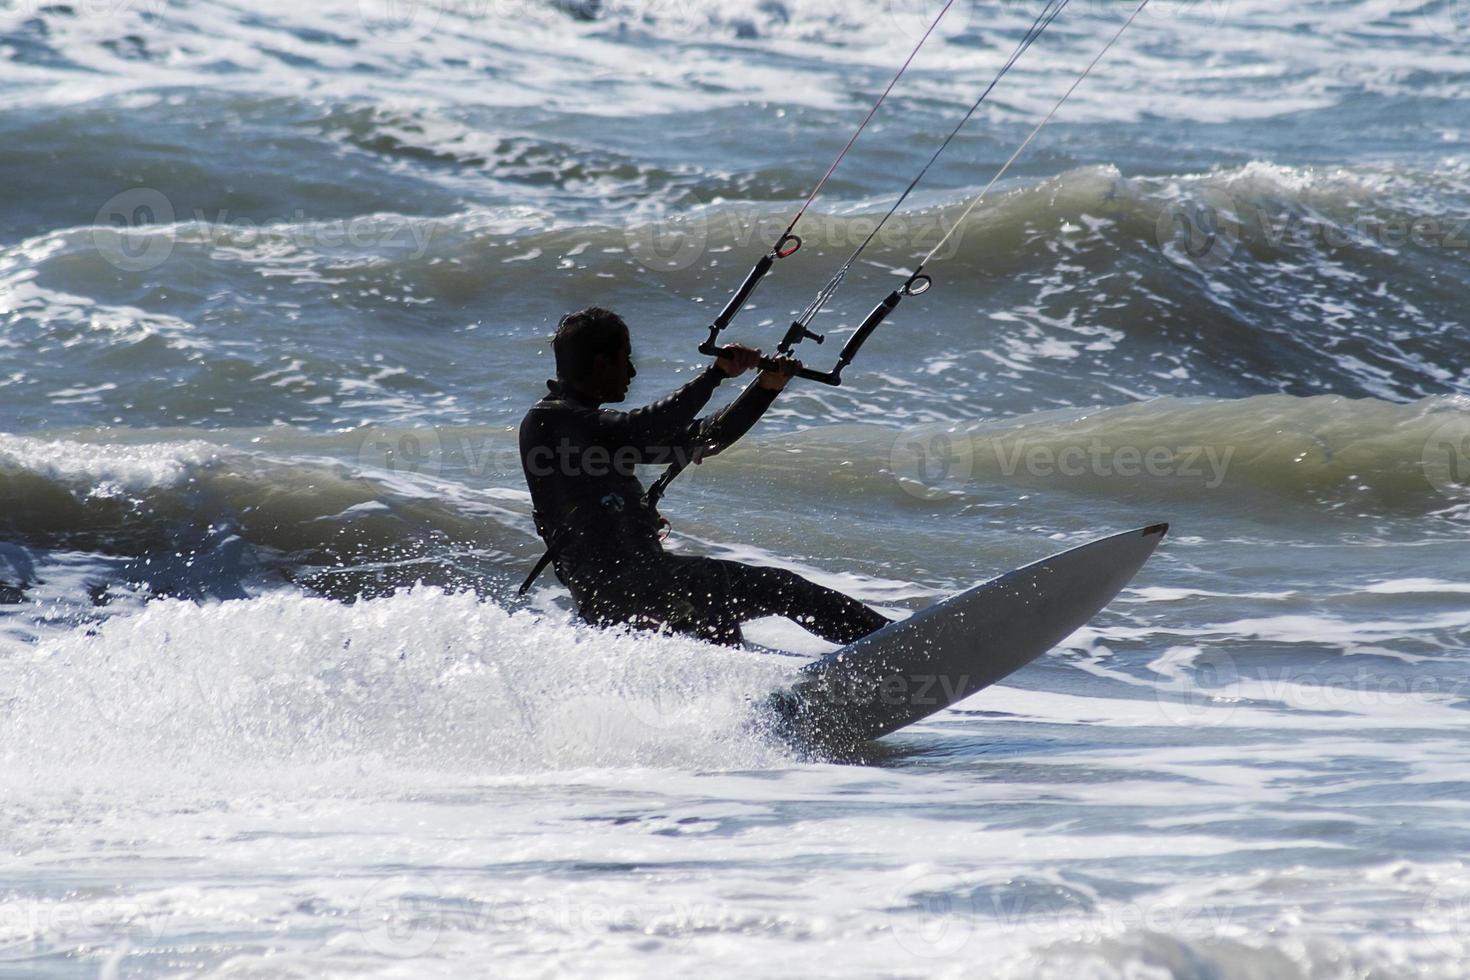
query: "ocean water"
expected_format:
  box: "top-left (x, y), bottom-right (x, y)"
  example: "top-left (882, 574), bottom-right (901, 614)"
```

top-left (3, 0), bottom-right (1470, 975)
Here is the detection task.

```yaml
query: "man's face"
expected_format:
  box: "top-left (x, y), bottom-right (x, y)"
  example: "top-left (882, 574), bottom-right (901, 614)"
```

top-left (591, 329), bottom-right (636, 403)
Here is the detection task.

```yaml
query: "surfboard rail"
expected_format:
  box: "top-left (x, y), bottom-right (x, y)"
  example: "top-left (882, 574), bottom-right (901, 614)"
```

top-left (767, 524), bottom-right (1169, 749)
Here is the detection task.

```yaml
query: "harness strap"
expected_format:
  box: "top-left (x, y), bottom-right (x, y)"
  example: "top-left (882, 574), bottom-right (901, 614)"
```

top-left (518, 506), bottom-right (579, 597)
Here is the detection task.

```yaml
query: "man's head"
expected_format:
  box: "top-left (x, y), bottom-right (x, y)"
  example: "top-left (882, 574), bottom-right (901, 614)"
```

top-left (553, 307), bottom-right (636, 403)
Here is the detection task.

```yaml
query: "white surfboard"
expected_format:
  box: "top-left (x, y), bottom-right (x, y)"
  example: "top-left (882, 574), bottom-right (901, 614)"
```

top-left (767, 524), bottom-right (1168, 748)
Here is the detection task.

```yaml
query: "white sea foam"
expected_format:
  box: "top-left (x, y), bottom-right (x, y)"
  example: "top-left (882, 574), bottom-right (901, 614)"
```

top-left (0, 587), bottom-right (796, 790)
top-left (3, 2), bottom-right (1469, 976)
top-left (3, 0), bottom-right (1462, 124)
top-left (0, 432), bottom-right (220, 495)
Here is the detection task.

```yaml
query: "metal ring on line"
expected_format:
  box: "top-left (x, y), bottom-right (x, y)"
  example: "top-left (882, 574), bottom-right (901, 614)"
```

top-left (904, 274), bottom-right (933, 296)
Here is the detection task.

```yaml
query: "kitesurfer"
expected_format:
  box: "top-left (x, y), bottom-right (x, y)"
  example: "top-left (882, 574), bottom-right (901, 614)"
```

top-left (520, 307), bottom-right (891, 646)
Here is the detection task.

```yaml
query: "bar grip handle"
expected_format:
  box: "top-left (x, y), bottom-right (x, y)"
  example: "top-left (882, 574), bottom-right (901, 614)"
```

top-left (698, 342), bottom-right (837, 385)
top-left (711, 254), bottom-right (775, 332)
top-left (838, 290), bottom-right (902, 367)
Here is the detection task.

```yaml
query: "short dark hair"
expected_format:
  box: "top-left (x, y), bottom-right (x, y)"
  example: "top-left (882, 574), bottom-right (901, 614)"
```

top-left (553, 307), bottom-right (628, 381)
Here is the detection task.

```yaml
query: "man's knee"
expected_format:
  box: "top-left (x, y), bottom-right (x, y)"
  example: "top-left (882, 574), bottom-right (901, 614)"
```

top-left (579, 584), bottom-right (742, 647)
top-left (710, 559), bottom-right (804, 593)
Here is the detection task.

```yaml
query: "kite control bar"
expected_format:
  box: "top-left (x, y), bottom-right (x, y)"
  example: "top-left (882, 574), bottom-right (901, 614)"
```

top-left (645, 280), bottom-right (918, 512)
top-left (701, 271), bottom-right (928, 387)
top-left (698, 237), bottom-right (845, 385)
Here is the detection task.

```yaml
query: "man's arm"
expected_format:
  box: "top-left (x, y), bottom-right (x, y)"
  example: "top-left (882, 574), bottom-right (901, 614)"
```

top-left (594, 366), bottom-right (724, 456)
top-left (691, 356), bottom-right (801, 456)
top-left (593, 346), bottom-right (765, 460)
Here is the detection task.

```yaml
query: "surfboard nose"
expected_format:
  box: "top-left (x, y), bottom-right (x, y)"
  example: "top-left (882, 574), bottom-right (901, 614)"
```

top-left (780, 524), bottom-right (1172, 748)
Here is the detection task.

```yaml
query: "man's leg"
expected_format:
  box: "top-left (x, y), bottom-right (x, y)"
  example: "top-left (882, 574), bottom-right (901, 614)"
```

top-left (668, 556), bottom-right (890, 645)
top-left (566, 556), bottom-right (744, 646)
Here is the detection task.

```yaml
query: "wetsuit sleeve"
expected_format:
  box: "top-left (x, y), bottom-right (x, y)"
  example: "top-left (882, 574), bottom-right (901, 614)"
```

top-left (592, 366), bottom-right (727, 459)
top-left (692, 379), bottom-right (780, 455)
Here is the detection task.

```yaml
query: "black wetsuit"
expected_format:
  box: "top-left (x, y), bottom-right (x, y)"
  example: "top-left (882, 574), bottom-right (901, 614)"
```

top-left (519, 367), bottom-right (889, 645)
